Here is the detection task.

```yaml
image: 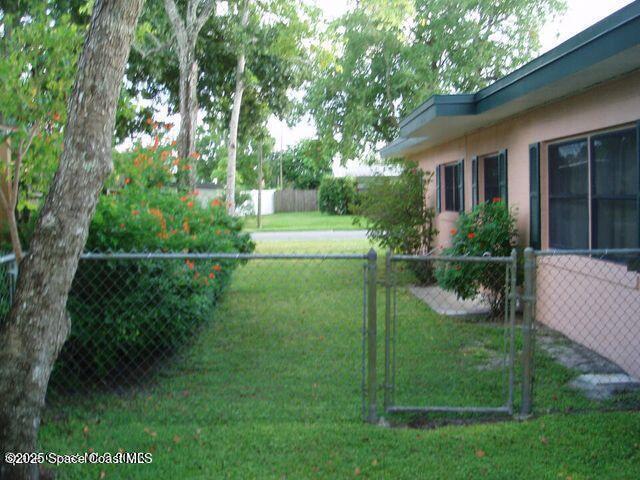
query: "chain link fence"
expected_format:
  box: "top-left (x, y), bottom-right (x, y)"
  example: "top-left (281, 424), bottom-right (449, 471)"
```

top-left (1, 247), bottom-right (639, 424)
top-left (531, 249), bottom-right (640, 414)
top-left (0, 252), bottom-right (371, 422)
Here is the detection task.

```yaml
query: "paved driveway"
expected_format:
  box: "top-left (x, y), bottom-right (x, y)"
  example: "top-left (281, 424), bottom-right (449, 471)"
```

top-left (250, 230), bottom-right (368, 241)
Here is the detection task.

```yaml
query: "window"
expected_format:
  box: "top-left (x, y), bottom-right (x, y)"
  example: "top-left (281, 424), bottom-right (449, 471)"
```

top-left (444, 163), bottom-right (461, 211)
top-left (547, 127), bottom-right (639, 250)
top-left (548, 139), bottom-right (589, 249)
top-left (591, 128), bottom-right (638, 249)
top-left (483, 155), bottom-right (500, 202)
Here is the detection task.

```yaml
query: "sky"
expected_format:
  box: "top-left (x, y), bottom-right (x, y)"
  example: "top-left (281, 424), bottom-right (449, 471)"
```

top-left (268, 0), bottom-right (636, 156)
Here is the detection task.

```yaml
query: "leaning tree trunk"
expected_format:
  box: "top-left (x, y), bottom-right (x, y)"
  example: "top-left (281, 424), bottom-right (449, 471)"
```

top-left (225, 0), bottom-right (250, 216)
top-left (0, 1), bottom-right (144, 479)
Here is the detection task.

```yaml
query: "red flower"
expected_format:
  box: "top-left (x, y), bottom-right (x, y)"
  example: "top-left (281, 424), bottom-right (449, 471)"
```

top-left (492, 197), bottom-right (502, 203)
top-left (209, 272), bottom-right (215, 280)
top-left (131, 209), bottom-right (140, 216)
top-left (124, 178), bottom-right (131, 185)
top-left (211, 199), bottom-right (221, 207)
top-left (52, 112), bottom-right (61, 122)
top-left (187, 201), bottom-right (194, 208)
top-left (467, 232), bottom-right (476, 239)
top-left (450, 229), bottom-right (457, 236)
top-left (180, 196), bottom-right (188, 202)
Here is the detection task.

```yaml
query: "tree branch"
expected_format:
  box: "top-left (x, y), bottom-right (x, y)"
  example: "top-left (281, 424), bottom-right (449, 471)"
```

top-left (164, 0), bottom-right (188, 50)
top-left (193, 0), bottom-right (216, 36)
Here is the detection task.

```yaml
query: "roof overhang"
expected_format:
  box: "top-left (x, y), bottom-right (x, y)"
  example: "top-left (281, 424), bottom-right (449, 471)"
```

top-left (381, 0), bottom-right (640, 158)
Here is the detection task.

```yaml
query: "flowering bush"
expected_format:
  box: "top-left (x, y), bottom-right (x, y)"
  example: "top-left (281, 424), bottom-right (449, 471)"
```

top-left (52, 125), bottom-right (255, 386)
top-left (435, 200), bottom-right (517, 317)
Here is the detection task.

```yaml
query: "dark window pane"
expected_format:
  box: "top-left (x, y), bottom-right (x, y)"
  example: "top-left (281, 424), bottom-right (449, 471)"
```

top-left (592, 129), bottom-right (637, 196)
top-left (548, 140), bottom-right (588, 196)
top-left (549, 139), bottom-right (589, 249)
top-left (444, 164), bottom-right (459, 211)
top-left (483, 155), bottom-right (500, 202)
top-left (594, 199), bottom-right (638, 249)
top-left (549, 198), bottom-right (589, 249)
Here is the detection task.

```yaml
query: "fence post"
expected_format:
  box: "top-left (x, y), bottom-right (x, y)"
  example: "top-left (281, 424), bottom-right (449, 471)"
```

top-left (367, 248), bottom-right (378, 423)
top-left (383, 250), bottom-right (392, 412)
top-left (521, 247), bottom-right (536, 416)
top-left (508, 248), bottom-right (518, 414)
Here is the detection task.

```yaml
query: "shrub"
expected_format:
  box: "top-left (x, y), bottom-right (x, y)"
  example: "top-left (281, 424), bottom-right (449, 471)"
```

top-left (50, 127), bottom-right (255, 388)
top-left (435, 200), bottom-right (518, 317)
top-left (318, 177), bottom-right (358, 215)
top-left (355, 164), bottom-right (437, 283)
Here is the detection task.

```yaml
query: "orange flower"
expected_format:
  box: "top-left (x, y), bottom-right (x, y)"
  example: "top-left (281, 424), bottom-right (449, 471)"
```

top-left (124, 178), bottom-right (131, 185)
top-left (209, 272), bottom-right (215, 280)
top-left (212, 265), bottom-right (221, 272)
top-left (189, 151), bottom-right (201, 159)
top-left (146, 117), bottom-right (153, 125)
top-left (180, 196), bottom-right (188, 202)
top-left (161, 150), bottom-right (170, 160)
top-left (148, 208), bottom-right (163, 219)
top-left (467, 232), bottom-right (476, 239)
top-left (187, 201), bottom-right (194, 208)
top-left (450, 229), bottom-right (457, 236)
top-left (173, 159), bottom-right (180, 166)
top-left (215, 229), bottom-right (221, 235)
top-left (184, 165), bottom-right (192, 171)
top-left (171, 140), bottom-right (177, 147)
top-left (52, 112), bottom-right (61, 122)
top-left (185, 259), bottom-right (195, 270)
top-left (492, 197), bottom-right (502, 203)
top-left (211, 199), bottom-right (221, 207)
top-left (132, 209), bottom-right (140, 216)
top-left (182, 220), bottom-right (190, 234)
top-left (119, 223), bottom-right (125, 229)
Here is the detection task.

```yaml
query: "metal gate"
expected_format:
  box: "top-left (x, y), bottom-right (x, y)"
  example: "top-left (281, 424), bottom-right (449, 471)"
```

top-left (375, 251), bottom-right (519, 421)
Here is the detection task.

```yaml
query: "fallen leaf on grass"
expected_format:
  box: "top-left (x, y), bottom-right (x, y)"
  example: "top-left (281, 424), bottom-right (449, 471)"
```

top-left (354, 467), bottom-right (361, 476)
top-left (475, 449), bottom-right (486, 458)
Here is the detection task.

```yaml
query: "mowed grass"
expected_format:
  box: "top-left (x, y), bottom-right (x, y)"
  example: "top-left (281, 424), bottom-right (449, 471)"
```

top-left (40, 240), bottom-right (640, 479)
top-left (243, 211), bottom-right (361, 232)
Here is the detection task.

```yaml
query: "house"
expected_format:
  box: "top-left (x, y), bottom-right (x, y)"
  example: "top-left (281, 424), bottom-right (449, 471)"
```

top-left (381, 1), bottom-right (640, 379)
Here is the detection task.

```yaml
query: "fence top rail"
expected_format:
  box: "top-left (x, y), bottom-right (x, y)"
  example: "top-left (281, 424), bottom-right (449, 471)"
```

top-left (79, 252), bottom-right (368, 261)
top-left (390, 253), bottom-right (514, 264)
top-left (535, 248), bottom-right (640, 257)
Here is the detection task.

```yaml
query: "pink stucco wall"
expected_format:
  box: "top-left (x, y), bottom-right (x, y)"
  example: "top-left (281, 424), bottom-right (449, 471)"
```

top-left (536, 255), bottom-right (640, 379)
top-left (404, 69), bottom-right (640, 378)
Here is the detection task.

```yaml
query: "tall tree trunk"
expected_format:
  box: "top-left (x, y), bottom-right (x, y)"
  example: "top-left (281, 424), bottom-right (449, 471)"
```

top-left (0, 1), bottom-right (144, 479)
top-left (177, 50), bottom-right (199, 187)
top-left (164, 0), bottom-right (215, 190)
top-left (225, 0), bottom-right (250, 216)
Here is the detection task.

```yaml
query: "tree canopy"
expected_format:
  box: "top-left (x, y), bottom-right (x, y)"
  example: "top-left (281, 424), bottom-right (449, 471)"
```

top-left (304, 0), bottom-right (566, 161)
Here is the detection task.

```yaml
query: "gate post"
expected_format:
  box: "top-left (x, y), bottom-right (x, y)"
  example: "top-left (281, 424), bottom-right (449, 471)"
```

top-left (384, 250), bottom-right (392, 411)
top-left (521, 247), bottom-right (536, 416)
top-left (366, 248), bottom-right (378, 423)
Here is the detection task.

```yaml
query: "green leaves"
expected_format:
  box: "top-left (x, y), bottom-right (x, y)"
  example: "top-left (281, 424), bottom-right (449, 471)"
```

top-left (305, 0), bottom-right (566, 161)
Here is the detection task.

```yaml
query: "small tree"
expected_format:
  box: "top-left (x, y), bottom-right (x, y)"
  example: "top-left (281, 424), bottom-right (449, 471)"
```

top-left (435, 200), bottom-right (518, 317)
top-left (279, 139), bottom-right (333, 189)
top-left (356, 164), bottom-right (437, 283)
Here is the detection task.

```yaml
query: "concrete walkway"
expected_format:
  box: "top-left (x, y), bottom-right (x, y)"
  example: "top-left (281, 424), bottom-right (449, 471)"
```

top-left (250, 230), bottom-right (368, 241)
top-left (409, 285), bottom-right (491, 317)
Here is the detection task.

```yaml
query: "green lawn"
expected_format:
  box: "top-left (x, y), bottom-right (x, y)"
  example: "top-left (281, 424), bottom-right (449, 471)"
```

top-left (40, 240), bottom-right (640, 479)
top-left (243, 211), bottom-right (361, 232)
